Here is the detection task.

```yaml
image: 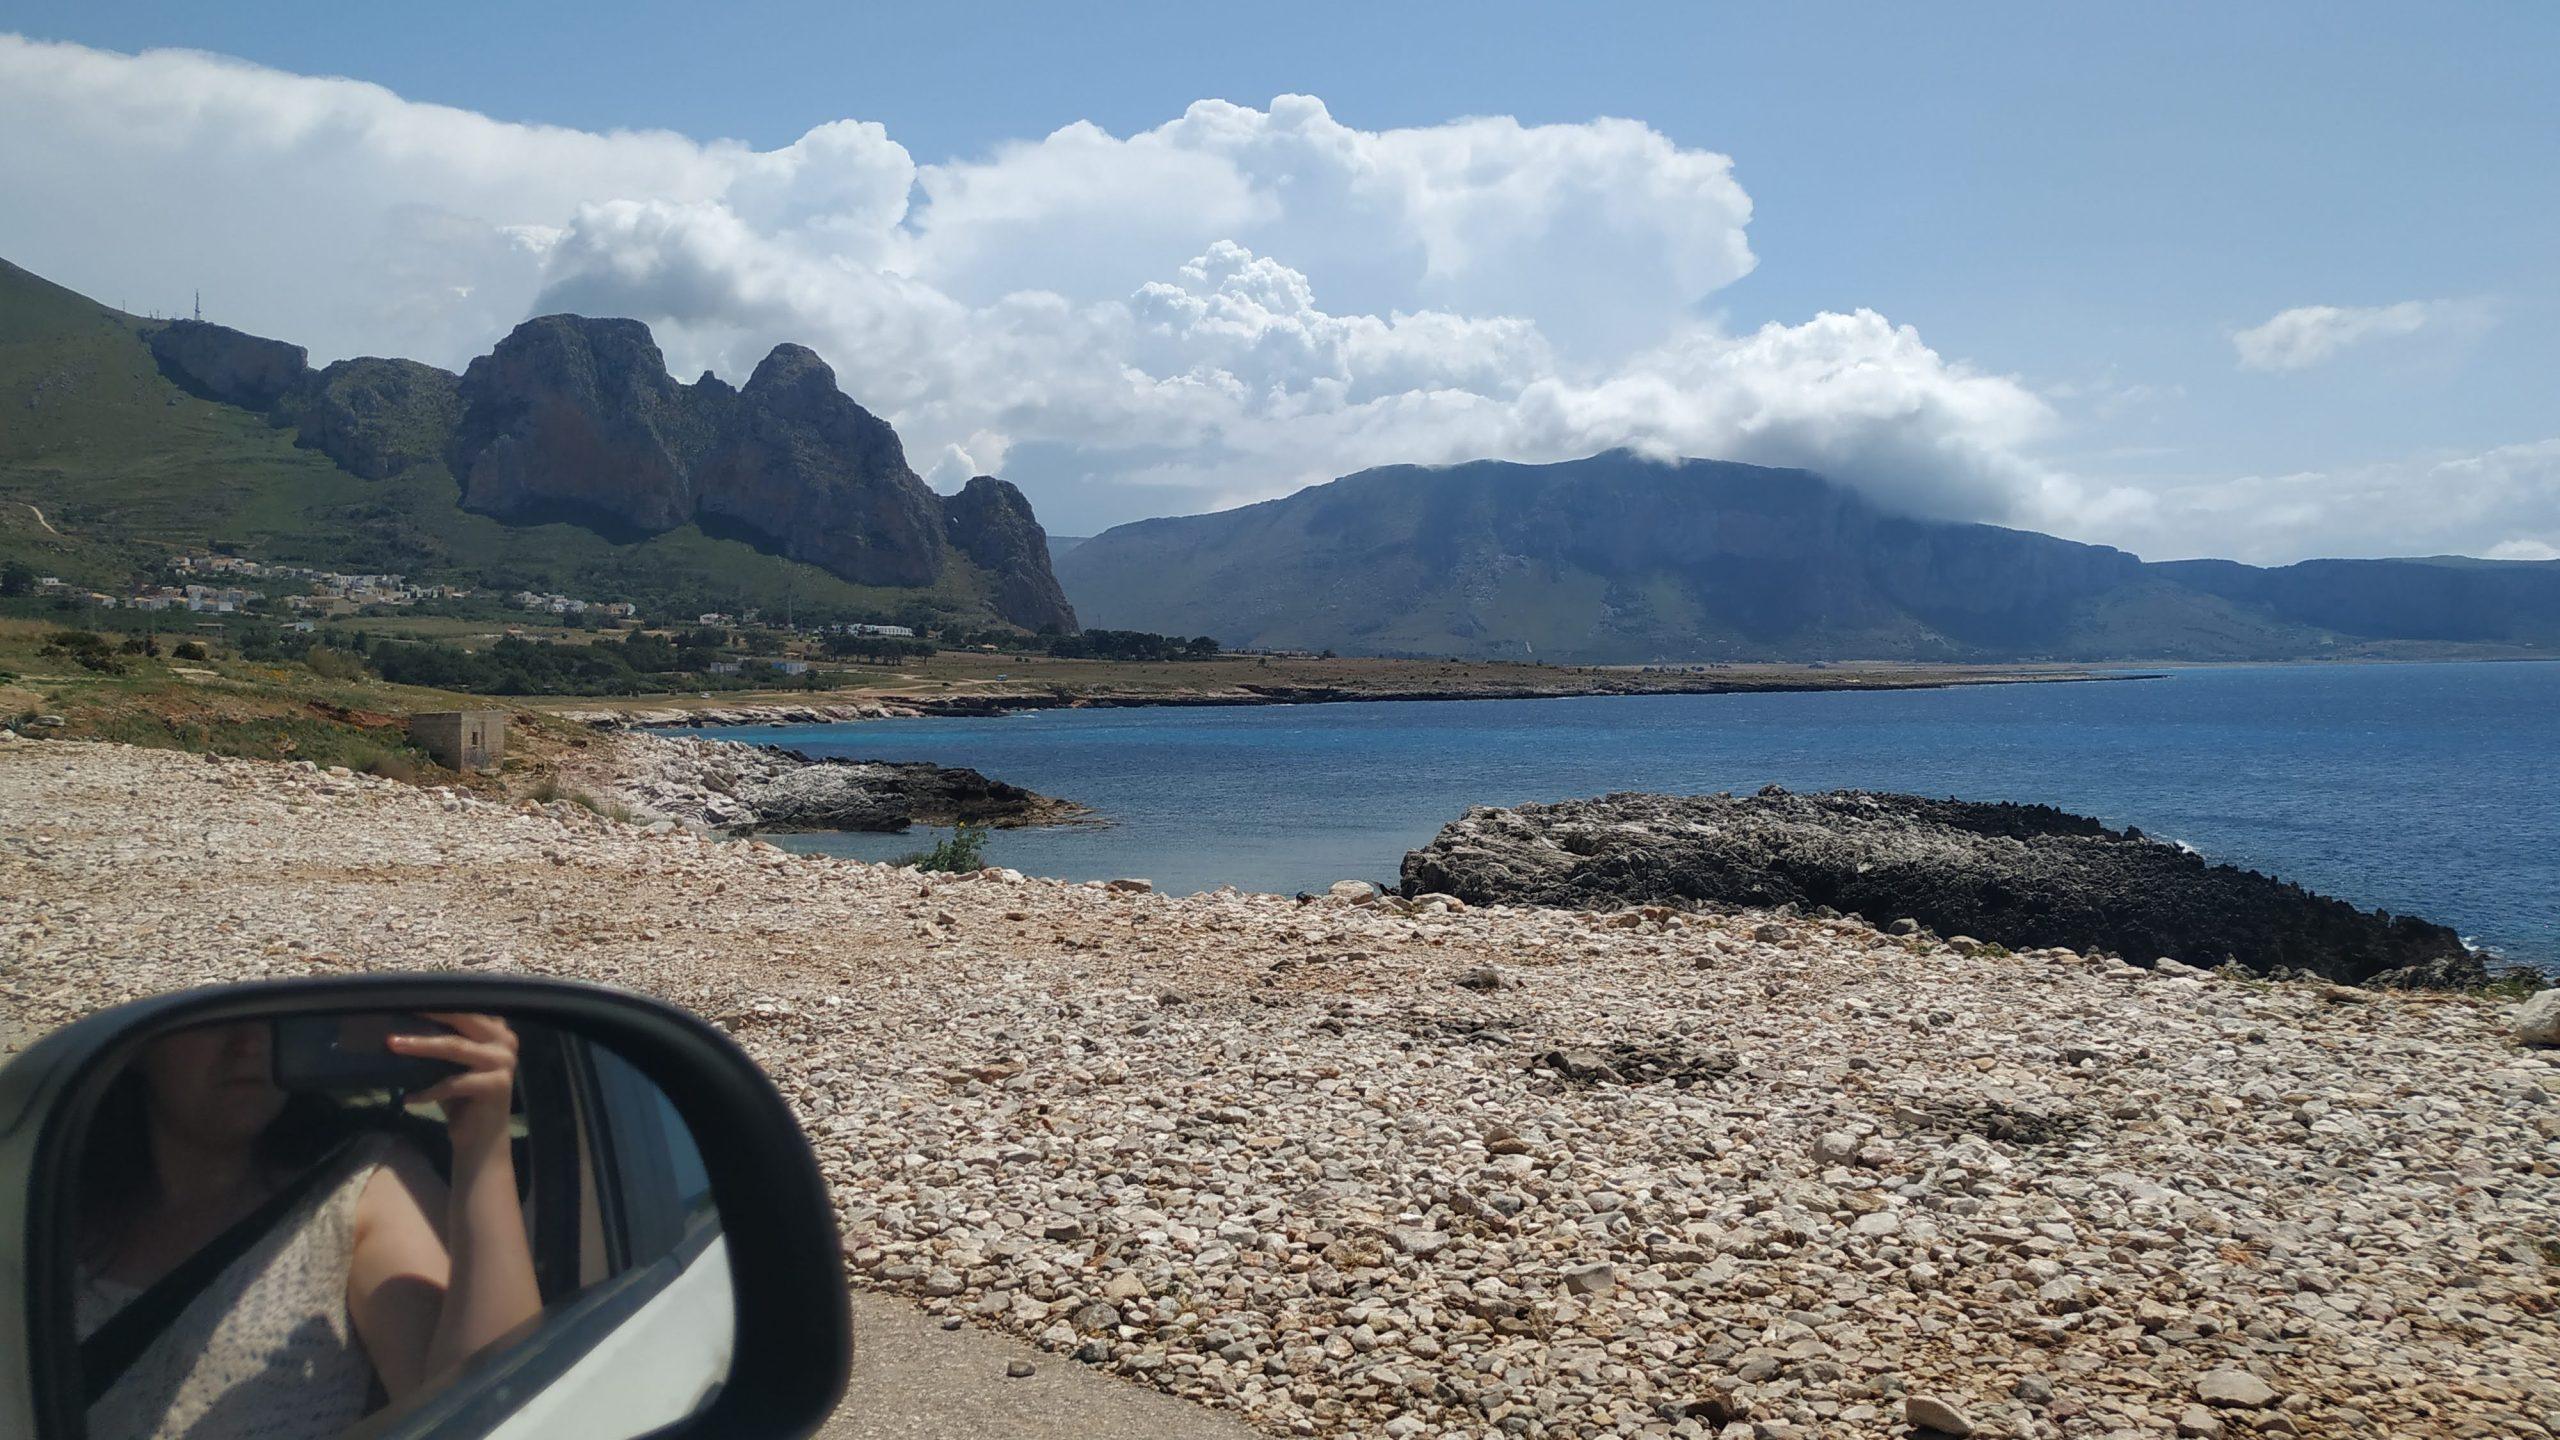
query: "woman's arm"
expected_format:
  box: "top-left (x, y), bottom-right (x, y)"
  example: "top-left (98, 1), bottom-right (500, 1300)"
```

top-left (347, 1013), bottom-right (544, 1400)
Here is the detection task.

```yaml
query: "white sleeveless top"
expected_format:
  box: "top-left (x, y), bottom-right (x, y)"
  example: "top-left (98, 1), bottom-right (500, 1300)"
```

top-left (75, 1137), bottom-right (394, 1440)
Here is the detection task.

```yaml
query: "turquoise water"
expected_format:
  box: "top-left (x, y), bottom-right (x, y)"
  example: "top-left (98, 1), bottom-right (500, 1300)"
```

top-left (706, 661), bottom-right (2560, 971)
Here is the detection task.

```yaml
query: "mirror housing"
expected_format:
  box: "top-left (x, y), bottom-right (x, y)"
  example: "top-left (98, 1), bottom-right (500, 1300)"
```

top-left (0, 975), bottom-right (850, 1439)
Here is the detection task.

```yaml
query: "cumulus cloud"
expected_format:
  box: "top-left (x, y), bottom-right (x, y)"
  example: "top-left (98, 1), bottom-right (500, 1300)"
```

top-left (0, 33), bottom-right (2065, 535)
top-left (2231, 301), bottom-right (2441, 372)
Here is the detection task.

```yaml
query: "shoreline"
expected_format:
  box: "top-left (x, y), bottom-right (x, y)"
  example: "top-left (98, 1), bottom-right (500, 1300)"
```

top-left (547, 664), bottom-right (2156, 732)
top-left (559, 730), bottom-right (1091, 836)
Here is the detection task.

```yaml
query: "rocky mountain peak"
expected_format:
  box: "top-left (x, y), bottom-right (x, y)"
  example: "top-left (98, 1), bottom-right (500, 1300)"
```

top-left (945, 476), bottom-right (1078, 634)
top-left (0, 255), bottom-right (1079, 634)
top-left (450, 314), bottom-right (697, 532)
top-left (743, 341), bottom-right (834, 394)
top-left (438, 316), bottom-right (1071, 626)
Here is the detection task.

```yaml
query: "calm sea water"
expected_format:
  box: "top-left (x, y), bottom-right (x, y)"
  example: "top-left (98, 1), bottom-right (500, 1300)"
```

top-left (704, 662), bottom-right (2559, 972)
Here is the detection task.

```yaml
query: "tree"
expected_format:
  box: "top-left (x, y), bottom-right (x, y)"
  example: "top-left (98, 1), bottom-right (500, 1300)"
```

top-left (0, 560), bottom-right (35, 597)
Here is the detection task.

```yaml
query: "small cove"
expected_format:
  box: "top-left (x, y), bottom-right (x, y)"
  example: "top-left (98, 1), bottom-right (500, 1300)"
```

top-left (696, 661), bottom-right (2560, 972)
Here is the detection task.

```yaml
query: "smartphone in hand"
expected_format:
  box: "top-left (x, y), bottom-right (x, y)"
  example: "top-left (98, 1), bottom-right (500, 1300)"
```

top-left (271, 1013), bottom-right (464, 1094)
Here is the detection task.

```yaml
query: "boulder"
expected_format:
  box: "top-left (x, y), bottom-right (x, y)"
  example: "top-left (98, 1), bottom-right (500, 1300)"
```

top-left (2513, 989), bottom-right (2560, 1047)
top-left (1560, 1263), bottom-right (1614, 1297)
top-left (1904, 1395), bottom-right (1975, 1435)
top-left (2194, 1370), bottom-right (2278, 1409)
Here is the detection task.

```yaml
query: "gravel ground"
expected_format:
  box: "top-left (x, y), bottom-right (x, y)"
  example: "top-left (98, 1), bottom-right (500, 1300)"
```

top-left (3, 739), bottom-right (2556, 1439)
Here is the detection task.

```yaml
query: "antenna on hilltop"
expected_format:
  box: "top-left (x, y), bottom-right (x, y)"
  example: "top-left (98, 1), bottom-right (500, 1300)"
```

top-left (193, 290), bottom-right (202, 322)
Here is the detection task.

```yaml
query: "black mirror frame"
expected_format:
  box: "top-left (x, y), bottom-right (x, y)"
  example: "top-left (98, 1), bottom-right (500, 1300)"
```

top-left (0, 975), bottom-right (850, 1440)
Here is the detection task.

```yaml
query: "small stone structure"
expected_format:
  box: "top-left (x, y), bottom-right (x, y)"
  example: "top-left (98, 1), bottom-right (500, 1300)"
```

top-left (408, 710), bottom-right (505, 772)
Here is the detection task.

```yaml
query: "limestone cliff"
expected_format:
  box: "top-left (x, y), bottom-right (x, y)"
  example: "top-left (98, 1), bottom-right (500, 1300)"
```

top-left (281, 357), bottom-right (462, 481)
top-left (450, 316), bottom-right (702, 532)
top-left (689, 342), bottom-right (946, 589)
top-left (443, 317), bottom-right (1075, 622)
top-left (147, 319), bottom-right (308, 411)
top-left (944, 476), bottom-right (1078, 634)
top-left (106, 293), bottom-right (1077, 631)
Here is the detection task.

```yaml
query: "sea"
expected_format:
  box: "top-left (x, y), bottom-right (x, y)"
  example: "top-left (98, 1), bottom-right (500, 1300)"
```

top-left (696, 660), bottom-right (2560, 974)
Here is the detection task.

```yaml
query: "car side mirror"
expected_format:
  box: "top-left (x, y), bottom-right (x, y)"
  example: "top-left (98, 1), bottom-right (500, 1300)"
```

top-left (0, 976), bottom-right (850, 1440)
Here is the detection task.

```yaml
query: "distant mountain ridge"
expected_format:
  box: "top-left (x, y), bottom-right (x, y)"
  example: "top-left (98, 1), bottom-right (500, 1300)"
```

top-left (1, 258), bottom-right (1075, 632)
top-left (1054, 452), bottom-right (2560, 662)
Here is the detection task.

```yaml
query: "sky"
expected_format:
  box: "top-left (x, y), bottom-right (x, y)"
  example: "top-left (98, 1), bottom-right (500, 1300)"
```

top-left (1, 2), bottom-right (2554, 562)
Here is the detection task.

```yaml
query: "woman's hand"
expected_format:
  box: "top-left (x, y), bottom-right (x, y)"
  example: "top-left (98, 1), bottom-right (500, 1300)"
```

top-left (387, 1012), bottom-right (518, 1157)
top-left (354, 1010), bottom-right (541, 1398)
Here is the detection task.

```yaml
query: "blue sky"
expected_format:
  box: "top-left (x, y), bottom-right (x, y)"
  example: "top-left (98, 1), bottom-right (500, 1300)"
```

top-left (1, 2), bottom-right (2553, 558)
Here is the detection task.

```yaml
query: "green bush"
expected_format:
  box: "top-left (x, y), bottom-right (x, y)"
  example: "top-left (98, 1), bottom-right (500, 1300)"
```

top-left (42, 630), bottom-right (129, 675)
top-left (898, 825), bottom-right (989, 873)
top-left (1044, 629), bottom-right (1218, 661)
top-left (172, 641), bottom-right (209, 661)
top-left (360, 753), bottom-right (429, 785)
top-left (301, 645), bottom-right (371, 681)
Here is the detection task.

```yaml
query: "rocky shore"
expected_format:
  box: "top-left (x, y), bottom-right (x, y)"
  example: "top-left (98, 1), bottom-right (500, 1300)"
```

top-left (5, 740), bottom-right (2557, 1439)
top-left (561, 731), bottom-right (1085, 833)
top-left (551, 671), bottom-right (2136, 733)
top-left (1403, 789), bottom-right (2493, 989)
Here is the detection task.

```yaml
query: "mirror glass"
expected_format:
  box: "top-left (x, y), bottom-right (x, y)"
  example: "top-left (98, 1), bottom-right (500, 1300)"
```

top-left (64, 1009), bottom-right (733, 1440)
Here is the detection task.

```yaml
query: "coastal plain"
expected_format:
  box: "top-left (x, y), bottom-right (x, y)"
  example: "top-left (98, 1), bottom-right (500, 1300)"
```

top-left (527, 652), bottom-right (2125, 727)
top-left (4, 739), bottom-right (2555, 1439)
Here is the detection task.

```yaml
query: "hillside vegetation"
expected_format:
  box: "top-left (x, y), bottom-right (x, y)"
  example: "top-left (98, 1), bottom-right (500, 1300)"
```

top-left (0, 259), bottom-right (1049, 630)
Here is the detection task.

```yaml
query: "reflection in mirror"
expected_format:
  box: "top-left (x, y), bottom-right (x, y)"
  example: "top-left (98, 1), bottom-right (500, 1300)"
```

top-left (68, 1010), bottom-right (733, 1440)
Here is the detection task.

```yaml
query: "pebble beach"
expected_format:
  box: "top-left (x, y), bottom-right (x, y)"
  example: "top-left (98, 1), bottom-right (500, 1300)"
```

top-left (3, 737), bottom-right (2555, 1439)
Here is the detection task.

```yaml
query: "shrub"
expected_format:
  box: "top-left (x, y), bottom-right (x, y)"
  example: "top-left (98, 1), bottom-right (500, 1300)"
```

top-left (172, 641), bottom-right (209, 661)
top-left (302, 645), bottom-right (371, 682)
top-left (360, 753), bottom-right (428, 785)
top-left (898, 824), bottom-right (989, 873)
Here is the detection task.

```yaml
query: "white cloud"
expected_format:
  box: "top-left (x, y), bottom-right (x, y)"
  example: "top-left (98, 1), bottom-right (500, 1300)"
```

top-left (0, 33), bottom-right (2060, 535)
top-left (5, 34), bottom-right (2537, 565)
top-left (2084, 438), bottom-right (2560, 564)
top-left (2484, 538), bottom-right (2560, 562)
top-left (2231, 301), bottom-right (2439, 372)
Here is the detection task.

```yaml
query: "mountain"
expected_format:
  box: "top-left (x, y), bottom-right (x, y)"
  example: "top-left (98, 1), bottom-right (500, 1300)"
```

top-left (1054, 452), bottom-right (2560, 662)
top-left (2151, 555), bottom-right (2560, 649)
top-left (0, 258), bottom-right (1075, 632)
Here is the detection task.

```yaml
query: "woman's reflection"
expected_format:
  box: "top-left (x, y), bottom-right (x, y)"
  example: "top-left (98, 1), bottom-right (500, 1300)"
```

top-left (74, 1013), bottom-right (541, 1439)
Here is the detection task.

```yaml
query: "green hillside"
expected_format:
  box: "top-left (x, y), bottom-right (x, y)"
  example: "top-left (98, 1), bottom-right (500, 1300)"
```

top-left (0, 259), bottom-right (1006, 626)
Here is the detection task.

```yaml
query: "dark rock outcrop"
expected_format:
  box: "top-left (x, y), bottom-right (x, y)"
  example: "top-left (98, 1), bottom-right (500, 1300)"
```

top-left (451, 315), bottom-right (701, 531)
top-left (281, 357), bottom-right (462, 479)
top-left (743, 753), bottom-right (1078, 832)
top-left (691, 343), bottom-right (945, 588)
top-left (1400, 787), bottom-right (2483, 986)
top-left (604, 735), bottom-right (1084, 833)
top-left (147, 320), bottom-right (308, 411)
top-left (945, 476), bottom-right (1078, 633)
top-left (444, 316), bottom-right (1076, 622)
